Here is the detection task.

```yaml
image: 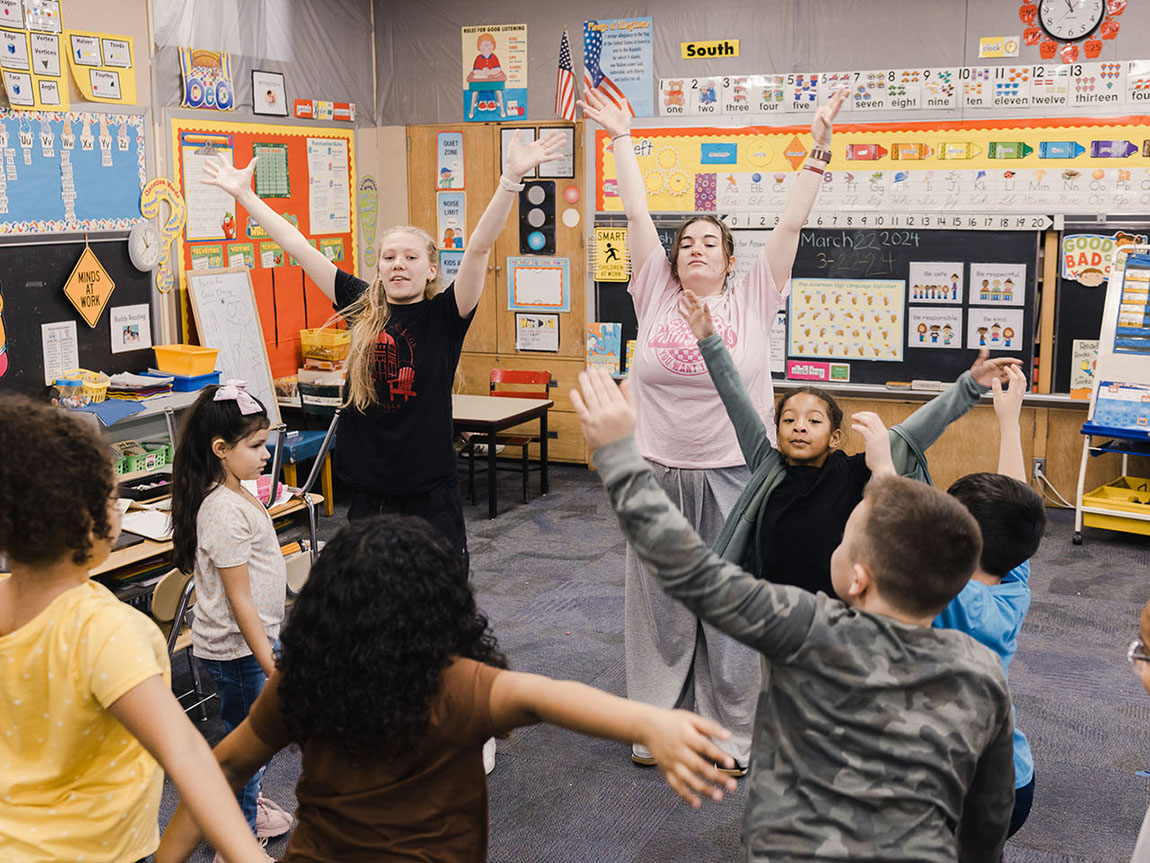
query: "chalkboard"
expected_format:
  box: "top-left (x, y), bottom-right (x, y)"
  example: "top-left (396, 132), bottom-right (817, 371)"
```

top-left (596, 223), bottom-right (1039, 386)
top-left (187, 267), bottom-right (281, 423)
top-left (0, 235), bottom-right (155, 394)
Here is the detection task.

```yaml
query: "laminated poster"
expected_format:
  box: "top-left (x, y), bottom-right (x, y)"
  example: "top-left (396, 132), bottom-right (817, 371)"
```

top-left (908, 306), bottom-right (962, 349)
top-left (515, 312), bottom-right (559, 352)
top-left (908, 262), bottom-right (963, 304)
top-left (437, 192), bottom-right (466, 251)
top-left (110, 303), bottom-right (151, 354)
top-left (966, 307), bottom-right (1023, 350)
top-left (461, 23), bottom-right (527, 122)
top-left (969, 263), bottom-right (1025, 306)
top-left (306, 137), bottom-right (351, 235)
top-left (789, 278), bottom-right (905, 361)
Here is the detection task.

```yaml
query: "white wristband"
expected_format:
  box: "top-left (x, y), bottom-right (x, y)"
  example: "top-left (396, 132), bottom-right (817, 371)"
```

top-left (499, 174), bottom-right (525, 192)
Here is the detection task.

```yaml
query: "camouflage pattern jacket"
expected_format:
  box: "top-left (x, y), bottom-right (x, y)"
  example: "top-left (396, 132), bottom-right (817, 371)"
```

top-left (595, 437), bottom-right (1014, 862)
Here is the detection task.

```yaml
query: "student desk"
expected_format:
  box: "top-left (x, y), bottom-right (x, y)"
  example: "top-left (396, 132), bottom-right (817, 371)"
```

top-left (91, 494), bottom-right (323, 599)
top-left (453, 394), bottom-right (552, 518)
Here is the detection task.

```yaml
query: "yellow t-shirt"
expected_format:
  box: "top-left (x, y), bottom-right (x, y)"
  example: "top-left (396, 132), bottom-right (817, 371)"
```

top-left (0, 579), bottom-right (170, 863)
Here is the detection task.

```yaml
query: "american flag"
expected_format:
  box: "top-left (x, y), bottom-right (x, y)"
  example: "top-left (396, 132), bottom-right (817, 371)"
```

top-left (583, 20), bottom-right (634, 116)
top-left (555, 28), bottom-right (576, 121)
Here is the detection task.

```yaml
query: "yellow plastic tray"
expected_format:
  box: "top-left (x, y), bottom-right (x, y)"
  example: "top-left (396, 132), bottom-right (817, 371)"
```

top-left (1083, 476), bottom-right (1150, 536)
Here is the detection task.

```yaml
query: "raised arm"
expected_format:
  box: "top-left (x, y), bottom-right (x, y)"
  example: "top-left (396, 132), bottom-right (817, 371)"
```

top-left (992, 364), bottom-right (1027, 482)
top-left (202, 153), bottom-right (337, 302)
top-left (851, 412), bottom-right (895, 478)
top-left (572, 368), bottom-right (816, 656)
top-left (891, 350), bottom-right (1023, 472)
top-left (453, 130), bottom-right (565, 317)
top-left (489, 670), bottom-right (736, 808)
top-left (762, 88), bottom-right (847, 289)
top-left (577, 88), bottom-right (661, 271)
top-left (681, 289), bottom-right (778, 472)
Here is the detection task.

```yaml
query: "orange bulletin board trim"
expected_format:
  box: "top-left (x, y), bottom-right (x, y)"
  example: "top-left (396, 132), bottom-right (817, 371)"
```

top-left (170, 117), bottom-right (357, 378)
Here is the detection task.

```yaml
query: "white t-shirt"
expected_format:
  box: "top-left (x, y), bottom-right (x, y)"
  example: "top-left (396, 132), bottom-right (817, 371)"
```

top-left (191, 484), bottom-right (286, 660)
top-left (628, 245), bottom-right (788, 469)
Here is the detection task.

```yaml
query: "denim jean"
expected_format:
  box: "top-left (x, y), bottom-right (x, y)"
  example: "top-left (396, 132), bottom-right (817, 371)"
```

top-left (198, 653), bottom-right (267, 833)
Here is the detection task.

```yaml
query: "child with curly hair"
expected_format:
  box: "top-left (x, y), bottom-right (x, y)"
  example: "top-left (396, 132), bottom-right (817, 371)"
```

top-left (0, 396), bottom-right (268, 863)
top-left (157, 515), bottom-right (737, 863)
top-left (170, 382), bottom-right (292, 848)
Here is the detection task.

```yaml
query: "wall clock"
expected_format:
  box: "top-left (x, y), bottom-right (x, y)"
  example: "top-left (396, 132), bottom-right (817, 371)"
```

top-left (1021, 0), bottom-right (1125, 63)
top-left (1038, 0), bottom-right (1105, 41)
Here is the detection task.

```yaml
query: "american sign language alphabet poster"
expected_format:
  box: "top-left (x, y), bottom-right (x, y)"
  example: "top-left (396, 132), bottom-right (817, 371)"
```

top-left (789, 278), bottom-right (905, 361)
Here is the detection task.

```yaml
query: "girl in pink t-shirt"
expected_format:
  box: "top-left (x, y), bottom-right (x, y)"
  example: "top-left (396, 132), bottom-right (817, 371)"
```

top-left (578, 86), bottom-right (847, 773)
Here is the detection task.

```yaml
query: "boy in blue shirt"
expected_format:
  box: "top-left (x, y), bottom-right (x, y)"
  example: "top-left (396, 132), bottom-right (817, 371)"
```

top-left (934, 363), bottom-right (1048, 837)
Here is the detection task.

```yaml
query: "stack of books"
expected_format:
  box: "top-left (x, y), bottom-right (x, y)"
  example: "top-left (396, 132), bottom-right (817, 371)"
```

top-left (107, 372), bottom-right (173, 401)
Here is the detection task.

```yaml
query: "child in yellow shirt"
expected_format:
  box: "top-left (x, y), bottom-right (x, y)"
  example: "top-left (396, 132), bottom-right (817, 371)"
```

top-left (0, 396), bottom-right (267, 863)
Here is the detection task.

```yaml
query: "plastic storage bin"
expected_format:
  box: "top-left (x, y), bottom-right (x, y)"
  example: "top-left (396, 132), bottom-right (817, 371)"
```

top-left (63, 368), bottom-right (110, 403)
top-left (153, 344), bottom-right (219, 377)
top-left (1082, 476), bottom-right (1150, 536)
top-left (300, 327), bottom-right (350, 361)
top-left (111, 440), bottom-right (172, 475)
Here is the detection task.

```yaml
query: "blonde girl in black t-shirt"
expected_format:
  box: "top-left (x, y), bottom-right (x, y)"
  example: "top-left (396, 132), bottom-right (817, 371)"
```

top-left (202, 132), bottom-right (564, 569)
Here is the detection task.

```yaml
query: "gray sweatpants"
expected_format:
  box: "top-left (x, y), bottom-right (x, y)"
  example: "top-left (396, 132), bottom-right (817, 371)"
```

top-left (625, 460), bottom-right (761, 766)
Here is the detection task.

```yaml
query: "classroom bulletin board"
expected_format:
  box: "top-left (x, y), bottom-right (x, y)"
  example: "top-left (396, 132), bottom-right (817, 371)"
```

top-left (594, 117), bottom-right (1150, 217)
top-left (0, 109), bottom-right (146, 233)
top-left (170, 117), bottom-right (357, 377)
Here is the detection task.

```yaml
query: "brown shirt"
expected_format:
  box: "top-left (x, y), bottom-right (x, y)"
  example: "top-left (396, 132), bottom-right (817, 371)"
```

top-left (249, 657), bottom-right (505, 862)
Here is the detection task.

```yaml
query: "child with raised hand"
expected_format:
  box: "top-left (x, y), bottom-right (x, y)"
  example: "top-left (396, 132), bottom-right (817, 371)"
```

top-left (156, 514), bottom-right (736, 863)
top-left (202, 131), bottom-right (564, 574)
top-left (170, 381), bottom-right (292, 849)
top-left (934, 363), bottom-right (1048, 838)
top-left (679, 287), bottom-right (1022, 595)
top-left (571, 367), bottom-right (1016, 862)
top-left (0, 395), bottom-right (268, 863)
top-left (1128, 599), bottom-right (1150, 861)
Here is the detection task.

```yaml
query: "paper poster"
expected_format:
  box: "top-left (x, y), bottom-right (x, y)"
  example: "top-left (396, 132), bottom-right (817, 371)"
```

top-left (0, 28), bottom-right (28, 70)
top-left (438, 249), bottom-right (464, 282)
top-left (319, 237), bottom-right (343, 261)
top-left (789, 278), bottom-right (905, 361)
top-left (89, 69), bottom-right (119, 99)
top-left (259, 241), bottom-right (285, 268)
top-left (178, 47), bottom-right (234, 111)
top-left (515, 312), bottom-right (559, 352)
top-left (908, 262), bottom-right (963, 303)
top-left (40, 319), bottom-right (77, 384)
top-left (110, 303), bottom-right (151, 354)
top-left (1070, 338), bottom-right (1098, 398)
top-left (23, 0), bottom-right (59, 34)
top-left (251, 142), bottom-right (289, 197)
top-left (966, 307), bottom-right (1023, 350)
top-left (306, 137), bottom-right (351, 234)
top-left (227, 242), bottom-right (254, 268)
top-left (1, 69), bottom-right (30, 104)
top-left (507, 256), bottom-right (570, 311)
top-left (583, 17), bottom-right (654, 117)
top-left (1061, 233), bottom-right (1147, 285)
top-left (587, 322), bottom-right (622, 374)
top-left (0, 1), bottom-right (22, 28)
top-left (189, 243), bottom-right (223, 270)
top-left (908, 307), bottom-right (962, 349)
top-left (101, 38), bottom-right (130, 67)
top-left (437, 131), bottom-right (464, 189)
top-left (970, 263), bottom-right (1025, 305)
top-left (357, 175), bottom-right (379, 271)
top-left (594, 226), bottom-right (629, 281)
top-left (537, 126), bottom-right (575, 179)
top-left (180, 133), bottom-right (234, 240)
top-left (436, 191), bottom-right (466, 250)
top-left (28, 30), bottom-right (56, 75)
top-left (461, 23), bottom-right (527, 121)
top-left (68, 32), bottom-right (98, 65)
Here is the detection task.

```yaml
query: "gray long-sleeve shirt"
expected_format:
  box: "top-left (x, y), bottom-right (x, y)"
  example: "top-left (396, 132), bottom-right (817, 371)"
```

top-left (595, 436), bottom-right (1014, 862)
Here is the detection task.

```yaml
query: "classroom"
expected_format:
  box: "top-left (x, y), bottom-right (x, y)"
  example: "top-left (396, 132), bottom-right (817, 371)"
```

top-left (2, 0), bottom-right (1150, 861)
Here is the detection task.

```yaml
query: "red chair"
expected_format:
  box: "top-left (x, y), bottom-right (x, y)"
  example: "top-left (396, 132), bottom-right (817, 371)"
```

top-left (462, 369), bottom-right (554, 505)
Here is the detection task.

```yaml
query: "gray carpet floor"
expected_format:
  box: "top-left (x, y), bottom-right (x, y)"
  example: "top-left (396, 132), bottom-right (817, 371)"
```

top-left (159, 464), bottom-right (1150, 862)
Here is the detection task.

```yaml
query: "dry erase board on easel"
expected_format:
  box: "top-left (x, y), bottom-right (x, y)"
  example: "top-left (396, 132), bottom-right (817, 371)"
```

top-left (186, 267), bottom-right (281, 423)
top-left (595, 224), bottom-right (1039, 386)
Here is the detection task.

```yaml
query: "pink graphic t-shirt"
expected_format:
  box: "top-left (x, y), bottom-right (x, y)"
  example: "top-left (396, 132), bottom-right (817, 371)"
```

top-left (628, 246), bottom-right (788, 469)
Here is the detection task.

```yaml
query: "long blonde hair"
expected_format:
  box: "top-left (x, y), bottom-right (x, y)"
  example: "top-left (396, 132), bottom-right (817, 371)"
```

top-left (340, 226), bottom-right (441, 411)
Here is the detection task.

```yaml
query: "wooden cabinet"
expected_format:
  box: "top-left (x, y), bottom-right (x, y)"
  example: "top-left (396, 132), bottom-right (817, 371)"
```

top-left (408, 121), bottom-right (588, 463)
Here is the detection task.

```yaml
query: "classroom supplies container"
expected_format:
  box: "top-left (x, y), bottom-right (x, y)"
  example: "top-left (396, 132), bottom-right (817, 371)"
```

top-left (63, 368), bottom-right (110, 403)
top-left (118, 474), bottom-right (173, 503)
top-left (111, 440), bottom-right (172, 475)
top-left (53, 376), bottom-right (86, 408)
top-left (153, 344), bottom-right (219, 377)
top-left (166, 370), bottom-right (221, 392)
top-left (299, 327), bottom-right (351, 362)
top-left (1081, 476), bottom-right (1150, 536)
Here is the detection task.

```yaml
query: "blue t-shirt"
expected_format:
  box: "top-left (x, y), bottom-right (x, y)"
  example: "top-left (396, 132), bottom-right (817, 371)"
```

top-left (933, 560), bottom-right (1033, 788)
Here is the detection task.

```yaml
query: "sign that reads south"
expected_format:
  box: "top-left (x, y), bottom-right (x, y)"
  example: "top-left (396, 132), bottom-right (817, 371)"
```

top-left (64, 244), bottom-right (116, 327)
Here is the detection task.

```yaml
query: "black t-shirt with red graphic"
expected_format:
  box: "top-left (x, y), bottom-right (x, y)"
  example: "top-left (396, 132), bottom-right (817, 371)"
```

top-left (334, 270), bottom-right (474, 495)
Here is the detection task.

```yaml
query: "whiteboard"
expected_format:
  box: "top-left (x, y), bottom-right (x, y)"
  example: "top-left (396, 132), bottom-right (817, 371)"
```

top-left (186, 267), bottom-right (281, 423)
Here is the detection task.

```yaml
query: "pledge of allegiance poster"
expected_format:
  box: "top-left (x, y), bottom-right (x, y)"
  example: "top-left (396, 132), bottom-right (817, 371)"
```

top-left (461, 24), bottom-right (527, 122)
top-left (584, 17), bottom-right (654, 117)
